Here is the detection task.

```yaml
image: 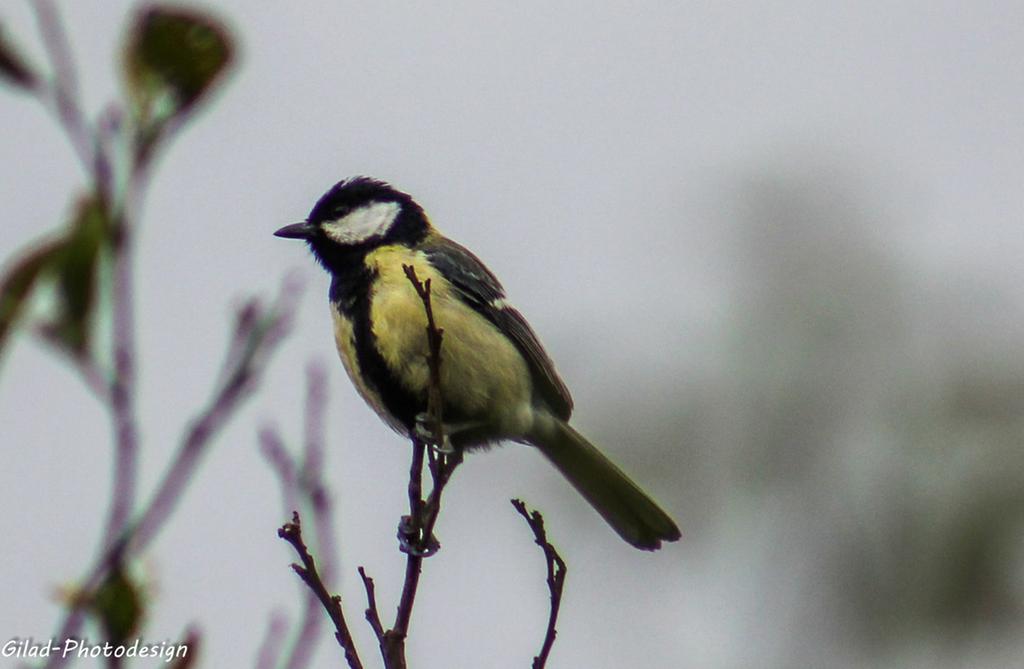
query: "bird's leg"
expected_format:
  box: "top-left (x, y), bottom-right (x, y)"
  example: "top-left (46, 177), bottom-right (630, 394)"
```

top-left (397, 514), bottom-right (440, 557)
top-left (413, 411), bottom-right (485, 454)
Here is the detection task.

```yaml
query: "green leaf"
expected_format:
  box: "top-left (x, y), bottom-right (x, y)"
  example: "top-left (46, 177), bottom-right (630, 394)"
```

top-left (90, 567), bottom-right (145, 644)
top-left (0, 195), bottom-right (112, 362)
top-left (0, 239), bottom-right (65, 356)
top-left (122, 5), bottom-right (234, 129)
top-left (46, 197), bottom-right (111, 356)
top-left (0, 24), bottom-right (37, 90)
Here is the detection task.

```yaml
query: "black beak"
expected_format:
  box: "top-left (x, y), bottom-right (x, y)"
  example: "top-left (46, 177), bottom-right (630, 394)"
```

top-left (274, 221), bottom-right (316, 239)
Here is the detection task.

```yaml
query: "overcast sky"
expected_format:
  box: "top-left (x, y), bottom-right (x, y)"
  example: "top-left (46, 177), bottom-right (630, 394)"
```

top-left (2, 2), bottom-right (1022, 668)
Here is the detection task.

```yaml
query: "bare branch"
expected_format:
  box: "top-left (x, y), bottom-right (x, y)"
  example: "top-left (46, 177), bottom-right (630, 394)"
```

top-left (101, 137), bottom-right (153, 555)
top-left (285, 363), bottom-right (337, 669)
top-left (400, 264), bottom-right (445, 446)
top-left (30, 0), bottom-right (138, 558)
top-left (131, 283), bottom-right (298, 553)
top-left (260, 426), bottom-right (300, 522)
top-left (17, 9), bottom-right (283, 667)
top-left (368, 265), bottom-right (464, 668)
top-left (262, 362), bottom-right (341, 669)
top-left (261, 429), bottom-right (325, 669)
top-left (71, 353), bottom-right (112, 403)
top-left (278, 513), bottom-right (363, 669)
top-left (358, 566), bottom-right (386, 642)
top-left (41, 282), bottom-right (297, 669)
top-left (104, 234), bottom-right (139, 555)
top-left (29, 0), bottom-right (93, 169)
top-left (169, 626), bottom-right (201, 669)
top-left (254, 610), bottom-right (289, 669)
top-left (300, 362), bottom-right (336, 583)
top-left (274, 266), bottom-right (466, 669)
top-left (392, 437), bottom-right (426, 643)
top-left (512, 499), bottom-right (567, 669)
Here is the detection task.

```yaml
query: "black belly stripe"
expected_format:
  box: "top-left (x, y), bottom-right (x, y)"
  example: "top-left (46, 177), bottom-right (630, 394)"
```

top-left (329, 267), bottom-right (423, 430)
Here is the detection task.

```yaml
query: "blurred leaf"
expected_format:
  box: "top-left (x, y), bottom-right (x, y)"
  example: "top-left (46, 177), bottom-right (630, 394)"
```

top-left (122, 5), bottom-right (233, 139)
top-left (0, 24), bottom-right (37, 90)
top-left (41, 196), bottom-right (111, 357)
top-left (90, 566), bottom-right (145, 644)
top-left (0, 239), bottom-right (65, 357)
top-left (0, 195), bottom-right (112, 362)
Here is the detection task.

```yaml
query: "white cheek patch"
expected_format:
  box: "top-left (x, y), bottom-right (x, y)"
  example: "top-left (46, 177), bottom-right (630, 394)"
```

top-left (323, 201), bottom-right (400, 245)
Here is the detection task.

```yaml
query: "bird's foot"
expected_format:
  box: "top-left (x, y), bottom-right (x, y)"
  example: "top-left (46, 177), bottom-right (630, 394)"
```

top-left (397, 515), bottom-right (440, 557)
top-left (414, 412), bottom-right (455, 453)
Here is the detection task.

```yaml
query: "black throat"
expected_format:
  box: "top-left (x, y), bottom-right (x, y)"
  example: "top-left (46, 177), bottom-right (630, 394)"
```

top-left (319, 222), bottom-right (430, 433)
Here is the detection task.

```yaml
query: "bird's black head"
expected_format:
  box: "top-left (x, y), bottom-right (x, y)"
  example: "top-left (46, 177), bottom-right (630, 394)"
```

top-left (275, 177), bottom-right (430, 269)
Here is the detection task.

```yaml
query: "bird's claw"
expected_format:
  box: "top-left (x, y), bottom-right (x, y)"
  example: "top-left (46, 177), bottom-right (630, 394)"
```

top-left (397, 515), bottom-right (440, 557)
top-left (413, 412), bottom-right (454, 453)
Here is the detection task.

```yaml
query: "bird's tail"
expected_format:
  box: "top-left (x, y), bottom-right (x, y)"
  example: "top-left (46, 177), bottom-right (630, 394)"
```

top-left (530, 419), bottom-right (680, 550)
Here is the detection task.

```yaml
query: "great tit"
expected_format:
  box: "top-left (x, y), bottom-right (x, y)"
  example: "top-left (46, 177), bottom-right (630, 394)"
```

top-left (275, 177), bottom-right (680, 550)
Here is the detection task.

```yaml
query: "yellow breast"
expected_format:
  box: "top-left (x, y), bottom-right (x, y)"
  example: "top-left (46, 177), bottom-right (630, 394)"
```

top-left (330, 302), bottom-right (408, 434)
top-left (363, 245), bottom-right (534, 436)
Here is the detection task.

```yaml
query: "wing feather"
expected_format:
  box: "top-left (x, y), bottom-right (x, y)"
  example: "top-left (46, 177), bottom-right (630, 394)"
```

top-left (421, 237), bottom-right (573, 419)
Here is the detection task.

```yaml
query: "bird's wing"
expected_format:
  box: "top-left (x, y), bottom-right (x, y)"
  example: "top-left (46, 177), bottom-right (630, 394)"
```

top-left (421, 237), bottom-right (573, 419)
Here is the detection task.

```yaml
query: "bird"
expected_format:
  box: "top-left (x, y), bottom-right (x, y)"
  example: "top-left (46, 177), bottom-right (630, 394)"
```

top-left (275, 177), bottom-right (680, 550)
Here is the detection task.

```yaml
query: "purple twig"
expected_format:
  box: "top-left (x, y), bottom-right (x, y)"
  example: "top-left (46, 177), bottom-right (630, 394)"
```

top-left (29, 0), bottom-right (93, 169)
top-left (260, 426), bottom-right (300, 524)
top-left (131, 285), bottom-right (298, 553)
top-left (278, 513), bottom-right (363, 669)
top-left (42, 281), bottom-right (298, 669)
top-left (254, 610), bottom-right (289, 669)
top-left (512, 499), bottom-right (567, 669)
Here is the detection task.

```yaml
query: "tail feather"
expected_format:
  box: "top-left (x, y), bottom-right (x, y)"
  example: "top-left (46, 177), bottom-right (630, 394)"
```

top-left (532, 420), bottom-right (681, 550)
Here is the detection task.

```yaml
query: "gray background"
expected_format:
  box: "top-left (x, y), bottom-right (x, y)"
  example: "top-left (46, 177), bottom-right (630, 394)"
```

top-left (2, 1), bottom-right (1023, 667)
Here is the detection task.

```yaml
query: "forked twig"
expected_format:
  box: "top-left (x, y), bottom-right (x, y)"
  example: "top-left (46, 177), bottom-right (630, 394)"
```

top-left (369, 265), bottom-right (462, 668)
top-left (278, 513), bottom-right (363, 669)
top-left (358, 567), bottom-right (386, 642)
top-left (42, 281), bottom-right (296, 669)
top-left (276, 264), bottom-right (567, 669)
top-left (512, 499), bottom-right (568, 669)
top-left (263, 361), bottom-right (340, 669)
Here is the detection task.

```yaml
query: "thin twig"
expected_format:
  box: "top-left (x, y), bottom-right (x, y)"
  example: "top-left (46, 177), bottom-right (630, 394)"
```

top-left (262, 429), bottom-right (326, 669)
top-left (42, 283), bottom-right (297, 669)
top-left (392, 436), bottom-right (426, 636)
top-left (512, 499), bottom-right (567, 669)
top-left (31, 0), bottom-right (138, 569)
top-left (358, 566), bottom-right (386, 642)
top-left (29, 0), bottom-right (93, 169)
top-left (260, 426), bottom-right (300, 522)
top-left (401, 265), bottom-right (445, 444)
top-left (254, 610), bottom-right (289, 669)
top-left (103, 154), bottom-right (153, 556)
top-left (263, 362), bottom-right (349, 669)
top-left (286, 363), bottom-right (336, 669)
top-left (373, 266), bottom-right (461, 668)
top-left (169, 626), bottom-right (201, 669)
top-left (104, 220), bottom-right (139, 555)
top-left (301, 362), bottom-right (335, 582)
top-left (420, 448), bottom-right (462, 545)
top-left (131, 286), bottom-right (297, 553)
top-left (73, 354), bottom-right (112, 403)
top-left (92, 104), bottom-right (122, 202)
top-left (20, 8), bottom-right (280, 666)
top-left (278, 513), bottom-right (364, 669)
top-left (100, 102), bottom-right (174, 555)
